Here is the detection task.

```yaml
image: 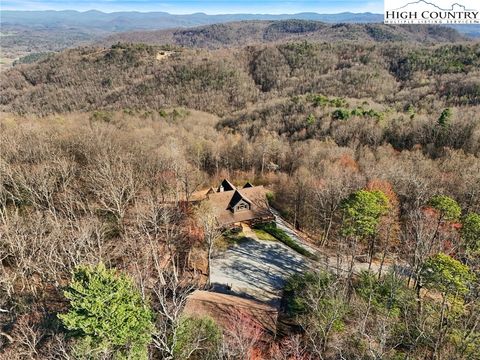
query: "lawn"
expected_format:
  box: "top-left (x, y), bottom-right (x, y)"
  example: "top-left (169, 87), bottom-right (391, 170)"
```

top-left (253, 222), bottom-right (317, 259)
top-left (215, 229), bottom-right (249, 252)
top-left (253, 228), bottom-right (278, 241)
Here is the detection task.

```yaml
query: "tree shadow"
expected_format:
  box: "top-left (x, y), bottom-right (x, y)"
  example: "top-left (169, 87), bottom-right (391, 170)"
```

top-left (211, 238), bottom-right (308, 305)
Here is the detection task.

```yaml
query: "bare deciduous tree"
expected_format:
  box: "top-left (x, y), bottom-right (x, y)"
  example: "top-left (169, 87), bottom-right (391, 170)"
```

top-left (195, 202), bottom-right (222, 286)
top-left (151, 271), bottom-right (196, 360)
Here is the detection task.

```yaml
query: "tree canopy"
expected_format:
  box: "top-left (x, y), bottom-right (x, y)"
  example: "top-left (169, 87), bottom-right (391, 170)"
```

top-left (59, 263), bottom-right (154, 359)
top-left (421, 253), bottom-right (475, 296)
top-left (428, 195), bottom-right (462, 221)
top-left (462, 212), bottom-right (480, 255)
top-left (173, 316), bottom-right (222, 360)
top-left (437, 108), bottom-right (452, 127)
top-left (341, 189), bottom-right (389, 239)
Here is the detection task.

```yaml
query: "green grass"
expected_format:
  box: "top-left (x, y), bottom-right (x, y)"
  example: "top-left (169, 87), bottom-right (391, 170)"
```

top-left (253, 229), bottom-right (278, 241)
top-left (228, 231), bottom-right (248, 244)
top-left (215, 229), bottom-right (249, 251)
top-left (254, 222), bottom-right (317, 259)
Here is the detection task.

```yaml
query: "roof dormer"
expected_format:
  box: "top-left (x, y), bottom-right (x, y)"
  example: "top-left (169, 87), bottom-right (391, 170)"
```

top-left (218, 179), bottom-right (236, 192)
top-left (228, 190), bottom-right (252, 213)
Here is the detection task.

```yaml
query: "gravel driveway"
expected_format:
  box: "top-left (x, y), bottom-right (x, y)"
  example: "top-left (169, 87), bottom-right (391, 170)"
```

top-left (211, 211), bottom-right (403, 306)
top-left (210, 224), bottom-right (308, 305)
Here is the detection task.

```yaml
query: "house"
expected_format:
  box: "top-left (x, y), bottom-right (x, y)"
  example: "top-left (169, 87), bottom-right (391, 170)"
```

top-left (205, 179), bottom-right (273, 227)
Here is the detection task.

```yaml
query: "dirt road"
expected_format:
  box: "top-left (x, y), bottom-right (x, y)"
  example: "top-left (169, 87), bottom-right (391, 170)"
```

top-left (271, 208), bottom-right (403, 276)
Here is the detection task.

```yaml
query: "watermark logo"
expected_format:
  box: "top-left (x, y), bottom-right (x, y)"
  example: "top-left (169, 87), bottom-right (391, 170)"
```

top-left (384, 0), bottom-right (479, 24)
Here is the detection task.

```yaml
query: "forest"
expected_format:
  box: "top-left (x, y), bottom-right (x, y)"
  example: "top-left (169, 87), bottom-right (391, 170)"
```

top-left (2, 40), bottom-right (480, 115)
top-left (0, 20), bottom-right (479, 360)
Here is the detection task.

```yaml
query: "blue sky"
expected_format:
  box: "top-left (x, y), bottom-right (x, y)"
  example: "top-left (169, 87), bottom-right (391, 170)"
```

top-left (0, 1), bottom-right (384, 14)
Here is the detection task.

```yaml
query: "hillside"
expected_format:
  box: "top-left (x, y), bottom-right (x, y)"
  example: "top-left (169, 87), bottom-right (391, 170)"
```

top-left (102, 20), bottom-right (467, 49)
top-left (0, 11), bottom-right (384, 68)
top-left (218, 93), bottom-right (480, 157)
top-left (1, 12), bottom-right (477, 72)
top-left (3, 10), bottom-right (479, 36)
top-left (1, 40), bottom-right (479, 116)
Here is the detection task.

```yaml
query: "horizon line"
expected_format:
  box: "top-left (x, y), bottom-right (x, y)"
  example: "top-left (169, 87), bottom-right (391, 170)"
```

top-left (0, 9), bottom-right (383, 16)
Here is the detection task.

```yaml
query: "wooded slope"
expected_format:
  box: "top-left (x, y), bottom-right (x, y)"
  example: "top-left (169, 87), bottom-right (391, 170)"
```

top-left (1, 41), bottom-right (479, 115)
top-left (102, 20), bottom-right (467, 48)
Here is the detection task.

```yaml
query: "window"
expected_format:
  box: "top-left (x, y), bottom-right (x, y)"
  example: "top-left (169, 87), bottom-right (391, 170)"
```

top-left (236, 202), bottom-right (249, 212)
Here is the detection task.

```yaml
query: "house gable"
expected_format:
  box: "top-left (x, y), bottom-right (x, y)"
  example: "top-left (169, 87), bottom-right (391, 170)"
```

top-left (228, 190), bottom-right (252, 212)
top-left (218, 179), bottom-right (236, 192)
top-left (205, 181), bottom-right (273, 227)
top-left (233, 199), bottom-right (250, 212)
top-left (243, 182), bottom-right (254, 189)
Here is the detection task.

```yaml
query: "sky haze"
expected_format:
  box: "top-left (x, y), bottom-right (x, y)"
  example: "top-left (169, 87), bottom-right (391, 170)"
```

top-left (0, 0), bottom-right (384, 14)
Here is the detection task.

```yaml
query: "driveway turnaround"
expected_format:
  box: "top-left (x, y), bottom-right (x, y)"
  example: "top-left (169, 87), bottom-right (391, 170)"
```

top-left (210, 224), bottom-right (308, 305)
top-left (210, 212), bottom-right (401, 306)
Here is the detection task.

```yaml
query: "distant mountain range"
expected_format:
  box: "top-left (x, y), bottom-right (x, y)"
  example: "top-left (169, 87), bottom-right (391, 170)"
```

top-left (0, 10), bottom-right (385, 31)
top-left (2, 10), bottom-right (478, 38)
top-left (0, 10), bottom-right (478, 73)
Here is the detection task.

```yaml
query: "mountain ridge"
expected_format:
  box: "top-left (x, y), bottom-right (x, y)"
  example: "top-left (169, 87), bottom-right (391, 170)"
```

top-left (100, 20), bottom-right (467, 49)
top-left (0, 10), bottom-right (384, 31)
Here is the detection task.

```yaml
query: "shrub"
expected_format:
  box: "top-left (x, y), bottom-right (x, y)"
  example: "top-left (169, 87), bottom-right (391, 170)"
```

top-left (306, 113), bottom-right (316, 125)
top-left (438, 108), bottom-right (452, 127)
top-left (173, 316), bottom-right (222, 360)
top-left (284, 271), bottom-right (334, 315)
top-left (308, 94), bottom-right (347, 108)
top-left (90, 110), bottom-right (112, 123)
top-left (265, 191), bottom-right (275, 205)
top-left (356, 271), bottom-right (416, 316)
top-left (332, 108), bottom-right (351, 120)
top-left (283, 271), bottom-right (349, 351)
